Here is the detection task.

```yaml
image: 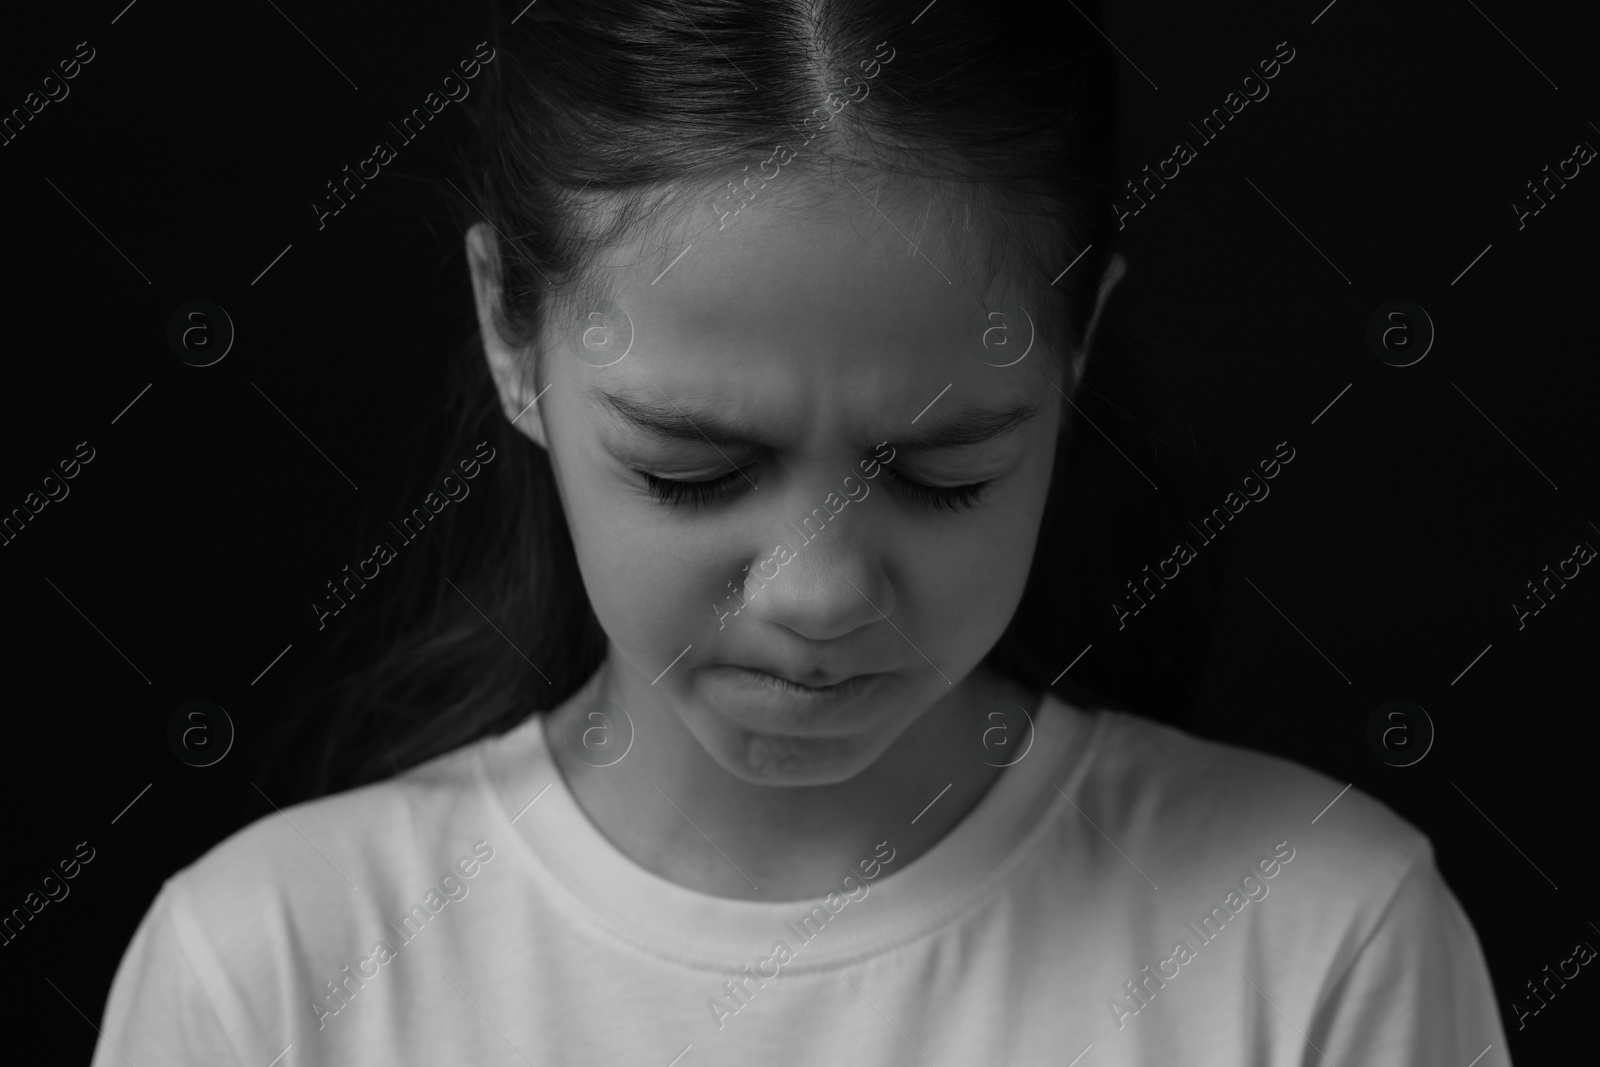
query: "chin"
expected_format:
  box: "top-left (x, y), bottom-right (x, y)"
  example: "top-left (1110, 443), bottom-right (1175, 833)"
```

top-left (716, 728), bottom-right (885, 786)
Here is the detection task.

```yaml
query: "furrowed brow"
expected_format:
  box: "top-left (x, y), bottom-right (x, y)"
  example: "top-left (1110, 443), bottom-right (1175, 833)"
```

top-left (590, 388), bottom-right (762, 446)
top-left (892, 402), bottom-right (1039, 452)
top-left (589, 387), bottom-right (1038, 451)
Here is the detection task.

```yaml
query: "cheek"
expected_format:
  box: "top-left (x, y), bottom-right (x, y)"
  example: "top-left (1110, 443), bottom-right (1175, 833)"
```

top-left (904, 447), bottom-right (1054, 659)
top-left (553, 438), bottom-right (728, 655)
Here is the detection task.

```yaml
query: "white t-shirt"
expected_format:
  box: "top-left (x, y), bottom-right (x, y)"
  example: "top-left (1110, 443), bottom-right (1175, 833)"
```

top-left (92, 681), bottom-right (1511, 1066)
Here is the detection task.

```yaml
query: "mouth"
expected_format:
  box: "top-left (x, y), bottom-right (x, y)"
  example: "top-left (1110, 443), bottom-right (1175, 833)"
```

top-left (715, 665), bottom-right (882, 701)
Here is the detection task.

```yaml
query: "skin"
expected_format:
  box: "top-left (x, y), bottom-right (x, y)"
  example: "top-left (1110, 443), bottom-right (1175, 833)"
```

top-left (466, 179), bottom-right (1118, 902)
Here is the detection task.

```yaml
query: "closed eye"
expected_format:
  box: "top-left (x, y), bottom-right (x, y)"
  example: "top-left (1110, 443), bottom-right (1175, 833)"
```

top-left (638, 466), bottom-right (990, 513)
top-left (885, 468), bottom-right (990, 511)
top-left (639, 468), bottom-right (748, 509)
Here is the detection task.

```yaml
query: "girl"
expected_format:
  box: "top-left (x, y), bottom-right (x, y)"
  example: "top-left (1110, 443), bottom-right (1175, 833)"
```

top-left (94, 1), bottom-right (1508, 1063)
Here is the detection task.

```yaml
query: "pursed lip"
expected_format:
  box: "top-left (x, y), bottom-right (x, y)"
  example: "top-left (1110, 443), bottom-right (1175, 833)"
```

top-left (721, 661), bottom-right (868, 690)
top-left (715, 664), bottom-right (880, 696)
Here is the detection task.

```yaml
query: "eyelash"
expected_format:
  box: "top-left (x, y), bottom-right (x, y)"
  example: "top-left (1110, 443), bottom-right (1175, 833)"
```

top-left (639, 467), bottom-right (991, 512)
top-left (641, 469), bottom-right (747, 510)
top-left (889, 471), bottom-right (990, 512)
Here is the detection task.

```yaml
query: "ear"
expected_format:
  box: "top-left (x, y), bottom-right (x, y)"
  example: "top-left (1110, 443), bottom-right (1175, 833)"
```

top-left (466, 222), bottom-right (548, 450)
top-left (1069, 250), bottom-right (1128, 385)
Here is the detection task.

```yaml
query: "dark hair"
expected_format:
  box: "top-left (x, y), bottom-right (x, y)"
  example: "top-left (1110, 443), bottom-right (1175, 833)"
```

top-left (263, 0), bottom-right (1233, 802)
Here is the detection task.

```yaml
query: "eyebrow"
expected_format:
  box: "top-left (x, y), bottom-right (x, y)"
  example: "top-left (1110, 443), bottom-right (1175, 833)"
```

top-left (589, 387), bottom-right (1039, 452)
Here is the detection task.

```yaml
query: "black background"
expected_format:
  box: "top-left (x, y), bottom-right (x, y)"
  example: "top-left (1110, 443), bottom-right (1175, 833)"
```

top-left (1, 1), bottom-right (1594, 1062)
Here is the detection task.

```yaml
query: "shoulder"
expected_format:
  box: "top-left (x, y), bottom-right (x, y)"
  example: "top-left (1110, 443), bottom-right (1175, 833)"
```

top-left (163, 740), bottom-right (500, 965)
top-left (1026, 701), bottom-right (1502, 1058)
top-left (1059, 703), bottom-right (1432, 906)
top-left (98, 740), bottom-right (513, 1059)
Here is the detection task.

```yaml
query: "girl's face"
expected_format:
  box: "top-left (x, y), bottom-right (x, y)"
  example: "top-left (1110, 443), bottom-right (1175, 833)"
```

top-left (471, 185), bottom-right (1079, 786)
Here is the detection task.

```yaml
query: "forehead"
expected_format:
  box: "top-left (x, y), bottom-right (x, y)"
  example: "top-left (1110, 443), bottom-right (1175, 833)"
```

top-left (548, 181), bottom-right (1059, 443)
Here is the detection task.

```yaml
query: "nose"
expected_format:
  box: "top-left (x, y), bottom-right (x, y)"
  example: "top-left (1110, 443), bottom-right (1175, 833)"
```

top-left (735, 484), bottom-right (894, 643)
